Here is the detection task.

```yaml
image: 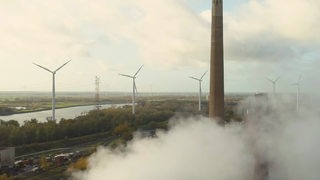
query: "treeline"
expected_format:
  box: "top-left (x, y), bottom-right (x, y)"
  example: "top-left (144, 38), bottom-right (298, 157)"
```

top-left (0, 99), bottom-right (241, 148)
top-left (0, 100), bottom-right (196, 147)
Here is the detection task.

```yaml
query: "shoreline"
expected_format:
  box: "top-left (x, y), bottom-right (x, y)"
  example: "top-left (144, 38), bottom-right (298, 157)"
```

top-left (0, 101), bottom-right (128, 117)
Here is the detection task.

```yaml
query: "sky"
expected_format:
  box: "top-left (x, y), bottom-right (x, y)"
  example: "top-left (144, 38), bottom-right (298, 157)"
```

top-left (0, 0), bottom-right (319, 93)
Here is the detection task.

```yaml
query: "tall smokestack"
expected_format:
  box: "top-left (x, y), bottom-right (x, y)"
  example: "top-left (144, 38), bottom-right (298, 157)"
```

top-left (209, 0), bottom-right (224, 121)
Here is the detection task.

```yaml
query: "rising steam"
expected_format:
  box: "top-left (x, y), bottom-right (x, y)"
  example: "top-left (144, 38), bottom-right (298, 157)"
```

top-left (72, 94), bottom-right (320, 180)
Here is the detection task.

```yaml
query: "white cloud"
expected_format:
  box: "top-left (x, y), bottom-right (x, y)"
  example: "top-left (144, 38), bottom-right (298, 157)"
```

top-left (225, 0), bottom-right (320, 42)
top-left (0, 0), bottom-right (319, 92)
top-left (200, 0), bottom-right (320, 62)
top-left (108, 0), bottom-right (211, 69)
top-left (198, 0), bottom-right (320, 93)
top-left (0, 0), bottom-right (212, 91)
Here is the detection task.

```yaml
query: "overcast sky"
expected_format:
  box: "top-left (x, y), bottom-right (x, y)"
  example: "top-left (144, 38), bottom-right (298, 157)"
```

top-left (0, 0), bottom-right (319, 94)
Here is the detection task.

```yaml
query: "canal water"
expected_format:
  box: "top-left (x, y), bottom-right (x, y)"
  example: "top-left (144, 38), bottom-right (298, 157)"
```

top-left (0, 104), bottom-right (125, 124)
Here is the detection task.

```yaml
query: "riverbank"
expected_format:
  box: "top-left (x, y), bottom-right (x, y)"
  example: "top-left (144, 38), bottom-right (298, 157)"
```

top-left (1, 103), bottom-right (93, 116)
top-left (6, 104), bottom-right (100, 116)
top-left (0, 100), bottom-right (129, 116)
top-left (0, 103), bottom-right (129, 124)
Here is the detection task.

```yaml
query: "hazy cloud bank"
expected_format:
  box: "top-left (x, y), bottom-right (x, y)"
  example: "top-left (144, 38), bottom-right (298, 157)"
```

top-left (0, 0), bottom-right (210, 70)
top-left (201, 0), bottom-right (320, 62)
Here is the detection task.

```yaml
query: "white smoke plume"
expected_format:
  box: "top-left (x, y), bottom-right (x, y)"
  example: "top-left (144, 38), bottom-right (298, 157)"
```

top-left (73, 117), bottom-right (254, 180)
top-left (237, 94), bottom-right (320, 180)
top-left (72, 94), bottom-right (320, 180)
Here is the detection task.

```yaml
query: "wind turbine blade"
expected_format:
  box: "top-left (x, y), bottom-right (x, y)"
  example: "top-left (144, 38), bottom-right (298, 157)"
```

top-left (298, 75), bottom-right (302, 83)
top-left (200, 71), bottom-right (207, 80)
top-left (266, 77), bottom-right (274, 83)
top-left (54, 60), bottom-right (71, 72)
top-left (189, 76), bottom-right (200, 81)
top-left (134, 81), bottom-right (138, 94)
top-left (119, 73), bottom-right (133, 78)
top-left (134, 65), bottom-right (143, 77)
top-left (275, 76), bottom-right (281, 82)
top-left (33, 63), bottom-right (53, 73)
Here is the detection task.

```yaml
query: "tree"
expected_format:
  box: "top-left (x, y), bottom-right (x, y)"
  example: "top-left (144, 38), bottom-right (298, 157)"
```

top-left (6, 120), bottom-right (19, 127)
top-left (39, 155), bottom-right (49, 170)
top-left (113, 123), bottom-right (133, 140)
top-left (0, 174), bottom-right (14, 180)
top-left (69, 157), bottom-right (88, 171)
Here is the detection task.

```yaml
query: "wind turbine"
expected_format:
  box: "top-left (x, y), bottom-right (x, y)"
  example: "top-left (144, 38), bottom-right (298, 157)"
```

top-left (119, 65), bottom-right (143, 115)
top-left (266, 76), bottom-right (280, 94)
top-left (189, 71), bottom-right (207, 111)
top-left (33, 60), bottom-right (71, 122)
top-left (292, 75), bottom-right (302, 112)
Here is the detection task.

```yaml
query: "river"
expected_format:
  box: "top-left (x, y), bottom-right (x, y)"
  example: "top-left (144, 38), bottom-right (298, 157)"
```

top-left (0, 104), bottom-right (125, 124)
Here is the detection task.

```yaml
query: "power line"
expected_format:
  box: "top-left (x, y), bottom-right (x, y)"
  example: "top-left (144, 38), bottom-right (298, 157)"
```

top-left (95, 76), bottom-right (101, 109)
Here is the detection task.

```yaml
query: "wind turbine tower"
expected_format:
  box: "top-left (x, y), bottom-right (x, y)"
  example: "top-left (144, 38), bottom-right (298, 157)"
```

top-left (209, 0), bottom-right (224, 120)
top-left (119, 65), bottom-right (143, 115)
top-left (189, 71), bottom-right (207, 111)
top-left (33, 60), bottom-right (71, 122)
top-left (267, 76), bottom-right (280, 94)
top-left (292, 76), bottom-right (302, 112)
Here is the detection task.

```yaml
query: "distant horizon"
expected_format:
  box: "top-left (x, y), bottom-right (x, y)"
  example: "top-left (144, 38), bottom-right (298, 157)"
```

top-left (0, 90), bottom-right (257, 94)
top-left (0, 90), bottom-right (306, 96)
